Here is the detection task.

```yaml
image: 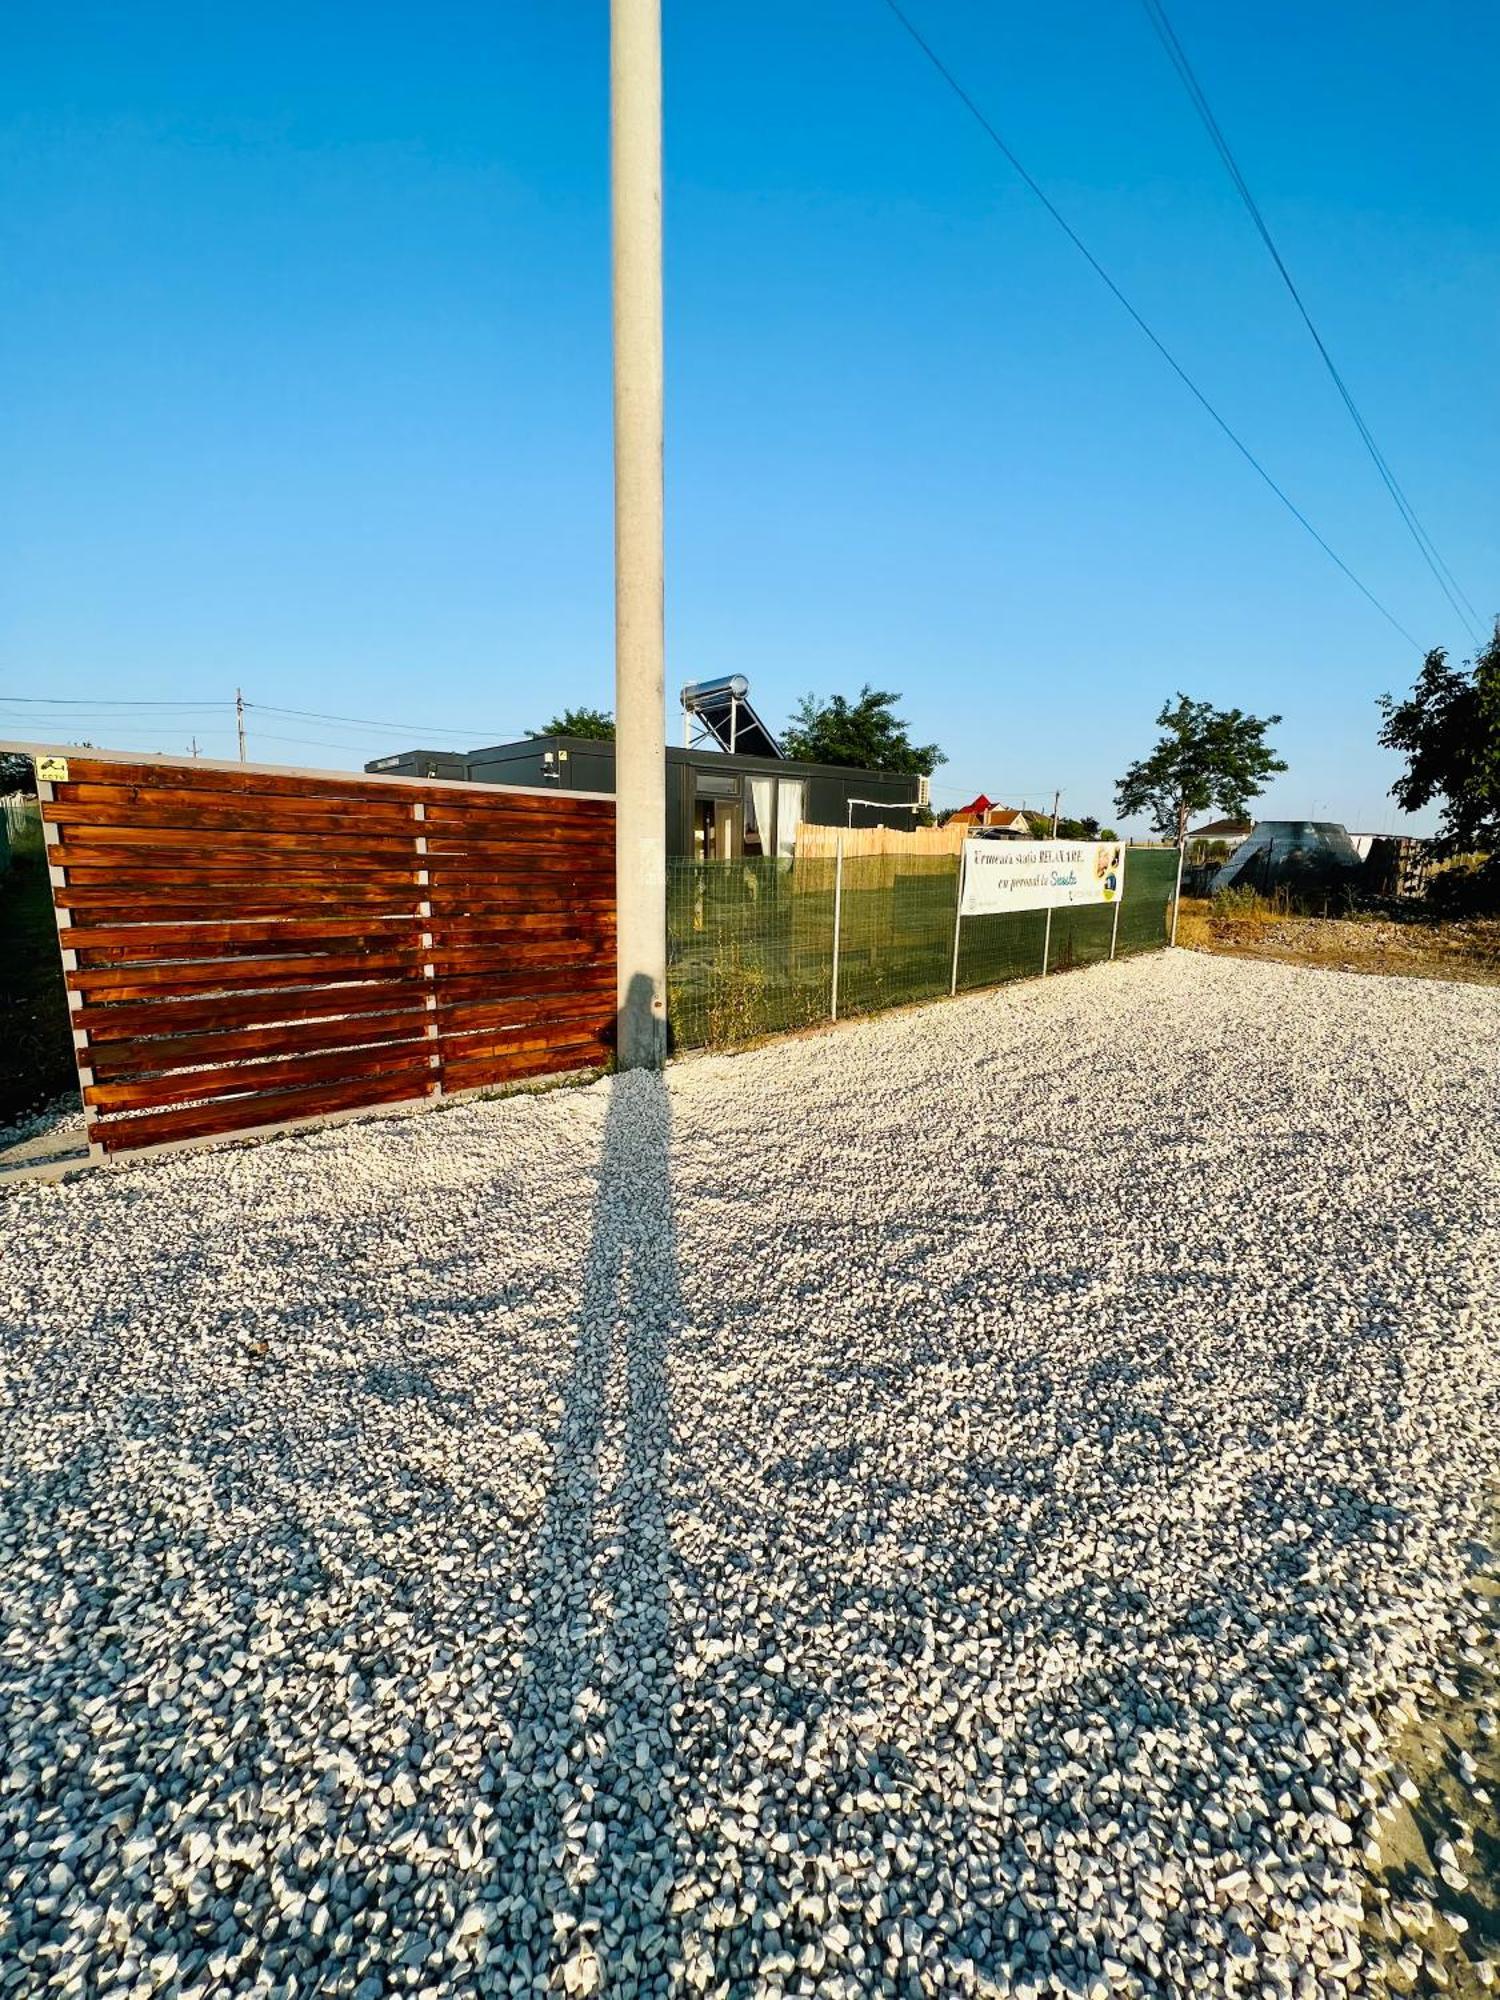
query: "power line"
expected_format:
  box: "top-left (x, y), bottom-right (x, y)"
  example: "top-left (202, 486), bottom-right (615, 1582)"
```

top-left (1137, 0), bottom-right (1482, 643)
top-left (246, 702), bottom-right (522, 740)
top-left (0, 694), bottom-right (523, 744)
top-left (0, 695), bottom-right (232, 709)
top-left (878, 0), bottom-right (1424, 652)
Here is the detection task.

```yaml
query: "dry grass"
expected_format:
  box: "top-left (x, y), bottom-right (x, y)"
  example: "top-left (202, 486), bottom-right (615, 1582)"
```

top-left (1177, 894), bottom-right (1500, 987)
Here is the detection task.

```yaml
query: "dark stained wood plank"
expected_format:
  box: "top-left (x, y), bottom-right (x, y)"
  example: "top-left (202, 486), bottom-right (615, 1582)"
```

top-left (420, 829), bottom-right (610, 856)
top-left (57, 885), bottom-right (423, 917)
top-left (433, 967), bottom-right (616, 1013)
top-left (70, 982), bottom-right (428, 1040)
top-left (424, 850), bottom-right (608, 873)
top-left (434, 977), bottom-right (607, 1009)
top-left (73, 927), bottom-right (425, 966)
top-left (44, 821), bottom-right (421, 857)
top-left (56, 861), bottom-right (423, 891)
top-left (61, 916), bottom-right (423, 954)
top-left (424, 923), bottom-right (614, 954)
top-left (51, 838), bottom-right (419, 871)
top-left (50, 758), bottom-right (606, 813)
top-left (86, 1040), bottom-right (436, 1112)
top-left (438, 1009), bottom-right (613, 1058)
top-left (92, 1067), bottom-right (437, 1152)
top-left (424, 894), bottom-right (607, 923)
top-left (426, 944), bottom-right (607, 977)
top-left (52, 768), bottom-right (424, 813)
top-left (441, 1040), bottom-right (606, 1096)
top-left (87, 1011), bottom-right (434, 1079)
top-left (68, 956), bottom-right (430, 1000)
top-left (53, 792), bottom-right (418, 832)
top-left (438, 986), bottom-right (616, 1035)
top-left (415, 795), bottom-right (613, 825)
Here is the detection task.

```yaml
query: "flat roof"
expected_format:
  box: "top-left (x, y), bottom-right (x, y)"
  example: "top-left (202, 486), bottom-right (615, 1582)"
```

top-left (469, 735), bottom-right (922, 786)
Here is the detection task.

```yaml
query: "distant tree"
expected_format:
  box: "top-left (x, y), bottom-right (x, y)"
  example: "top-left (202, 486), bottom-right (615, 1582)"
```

top-left (530, 706), bottom-right (615, 741)
top-left (0, 751), bottom-right (34, 794)
top-left (1114, 694), bottom-right (1286, 847)
top-left (781, 685), bottom-right (945, 776)
top-left (1053, 814), bottom-right (1117, 842)
top-left (1377, 625), bottom-right (1500, 853)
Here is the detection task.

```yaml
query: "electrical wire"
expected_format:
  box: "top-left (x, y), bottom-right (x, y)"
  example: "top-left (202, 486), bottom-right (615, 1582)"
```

top-left (878, 0), bottom-right (1424, 652)
top-left (246, 702), bottom-right (522, 740)
top-left (0, 694), bottom-right (521, 737)
top-left (1137, 0), bottom-right (1482, 643)
top-left (0, 693), bottom-right (525, 751)
top-left (0, 695), bottom-right (233, 709)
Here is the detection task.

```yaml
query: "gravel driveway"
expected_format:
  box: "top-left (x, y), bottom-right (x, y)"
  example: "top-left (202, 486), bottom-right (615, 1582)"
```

top-left (2, 951), bottom-right (1497, 1999)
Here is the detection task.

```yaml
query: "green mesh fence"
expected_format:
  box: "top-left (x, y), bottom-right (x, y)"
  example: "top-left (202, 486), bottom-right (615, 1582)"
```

top-left (667, 846), bottom-right (1179, 1051)
top-left (1112, 845), bottom-right (1180, 954)
top-left (666, 859), bottom-right (833, 1050)
top-left (835, 854), bottom-right (958, 1020)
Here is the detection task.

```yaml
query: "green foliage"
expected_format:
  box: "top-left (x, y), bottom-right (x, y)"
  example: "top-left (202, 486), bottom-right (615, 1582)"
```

top-left (780, 685), bottom-right (945, 776)
top-left (1378, 625), bottom-right (1500, 853)
top-left (1053, 815), bottom-right (1116, 842)
top-left (530, 706), bottom-right (615, 741)
top-left (1114, 694), bottom-right (1286, 845)
top-left (0, 752), bottom-right (35, 795)
top-left (1426, 852), bottom-right (1500, 915)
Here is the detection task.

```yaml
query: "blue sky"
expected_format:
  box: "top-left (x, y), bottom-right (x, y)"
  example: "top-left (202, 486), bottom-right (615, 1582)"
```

top-left (2, 1), bottom-right (1495, 830)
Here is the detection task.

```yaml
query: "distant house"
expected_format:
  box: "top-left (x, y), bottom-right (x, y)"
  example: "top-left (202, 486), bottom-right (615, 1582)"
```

top-left (947, 795), bottom-right (1033, 837)
top-left (1186, 817), bottom-right (1253, 851)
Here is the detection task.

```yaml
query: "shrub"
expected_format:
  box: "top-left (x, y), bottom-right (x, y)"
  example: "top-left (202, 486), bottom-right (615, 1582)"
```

top-left (1426, 852), bottom-right (1500, 916)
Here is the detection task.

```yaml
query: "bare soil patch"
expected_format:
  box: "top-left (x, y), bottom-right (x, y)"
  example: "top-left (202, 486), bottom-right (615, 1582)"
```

top-left (1177, 898), bottom-right (1500, 986)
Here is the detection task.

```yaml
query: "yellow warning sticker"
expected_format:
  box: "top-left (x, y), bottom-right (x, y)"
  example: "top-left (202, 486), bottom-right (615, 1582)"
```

top-left (36, 756), bottom-right (69, 783)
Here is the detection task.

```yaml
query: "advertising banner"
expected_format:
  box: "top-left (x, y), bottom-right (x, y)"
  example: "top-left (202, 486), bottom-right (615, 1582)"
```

top-left (959, 838), bottom-right (1125, 917)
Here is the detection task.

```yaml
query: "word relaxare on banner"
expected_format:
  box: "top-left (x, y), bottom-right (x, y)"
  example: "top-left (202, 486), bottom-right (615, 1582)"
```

top-left (959, 839), bottom-right (1125, 918)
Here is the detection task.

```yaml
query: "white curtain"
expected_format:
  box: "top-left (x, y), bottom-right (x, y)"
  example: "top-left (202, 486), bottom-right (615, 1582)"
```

top-left (776, 779), bottom-right (806, 857)
top-left (746, 776), bottom-right (776, 856)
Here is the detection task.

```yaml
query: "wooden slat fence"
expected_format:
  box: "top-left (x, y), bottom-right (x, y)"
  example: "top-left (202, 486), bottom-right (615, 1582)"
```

top-left (30, 752), bottom-right (615, 1157)
top-left (793, 821), bottom-right (969, 859)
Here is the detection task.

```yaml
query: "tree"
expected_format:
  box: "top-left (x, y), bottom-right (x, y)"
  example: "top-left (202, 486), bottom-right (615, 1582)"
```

top-left (1114, 694), bottom-right (1286, 846)
top-left (1053, 814), bottom-right (1117, 842)
top-left (1377, 625), bottom-right (1500, 853)
top-left (780, 685), bottom-right (945, 775)
top-left (530, 706), bottom-right (615, 740)
top-left (0, 751), bottom-right (34, 795)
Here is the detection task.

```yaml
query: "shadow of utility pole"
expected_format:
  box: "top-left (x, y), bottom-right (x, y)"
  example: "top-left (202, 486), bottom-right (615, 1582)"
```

top-left (495, 1021), bottom-right (682, 1990)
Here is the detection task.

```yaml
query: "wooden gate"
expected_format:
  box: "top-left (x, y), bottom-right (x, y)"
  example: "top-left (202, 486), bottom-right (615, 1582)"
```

top-left (30, 750), bottom-right (616, 1157)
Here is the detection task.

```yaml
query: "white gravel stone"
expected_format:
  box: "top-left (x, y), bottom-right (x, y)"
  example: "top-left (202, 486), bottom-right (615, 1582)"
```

top-left (0, 951), bottom-right (1497, 1998)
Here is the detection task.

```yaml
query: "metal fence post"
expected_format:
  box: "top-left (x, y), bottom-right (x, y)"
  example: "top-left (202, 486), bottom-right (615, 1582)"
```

top-left (830, 834), bottom-right (844, 1022)
top-left (1041, 904), bottom-right (1052, 976)
top-left (949, 845), bottom-right (965, 995)
top-left (1109, 881), bottom-right (1123, 961)
top-left (1170, 842), bottom-right (1186, 946)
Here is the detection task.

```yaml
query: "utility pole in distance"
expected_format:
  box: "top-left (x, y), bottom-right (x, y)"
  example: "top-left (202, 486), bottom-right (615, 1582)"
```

top-left (611, 0), bottom-right (667, 1069)
top-left (235, 689), bottom-right (247, 763)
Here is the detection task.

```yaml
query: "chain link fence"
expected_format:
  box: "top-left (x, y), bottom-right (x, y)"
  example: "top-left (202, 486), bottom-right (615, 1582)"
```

top-left (667, 845), bottom-right (1181, 1051)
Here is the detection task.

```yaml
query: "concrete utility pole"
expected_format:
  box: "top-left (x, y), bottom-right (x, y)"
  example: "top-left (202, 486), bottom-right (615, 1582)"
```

top-left (235, 689), bottom-right (247, 763)
top-left (610, 0), bottom-right (667, 1069)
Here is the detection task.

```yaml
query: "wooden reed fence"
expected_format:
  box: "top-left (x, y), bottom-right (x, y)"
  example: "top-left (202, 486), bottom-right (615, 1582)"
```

top-left (792, 821), bottom-right (970, 860)
top-left (30, 751), bottom-right (615, 1158)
